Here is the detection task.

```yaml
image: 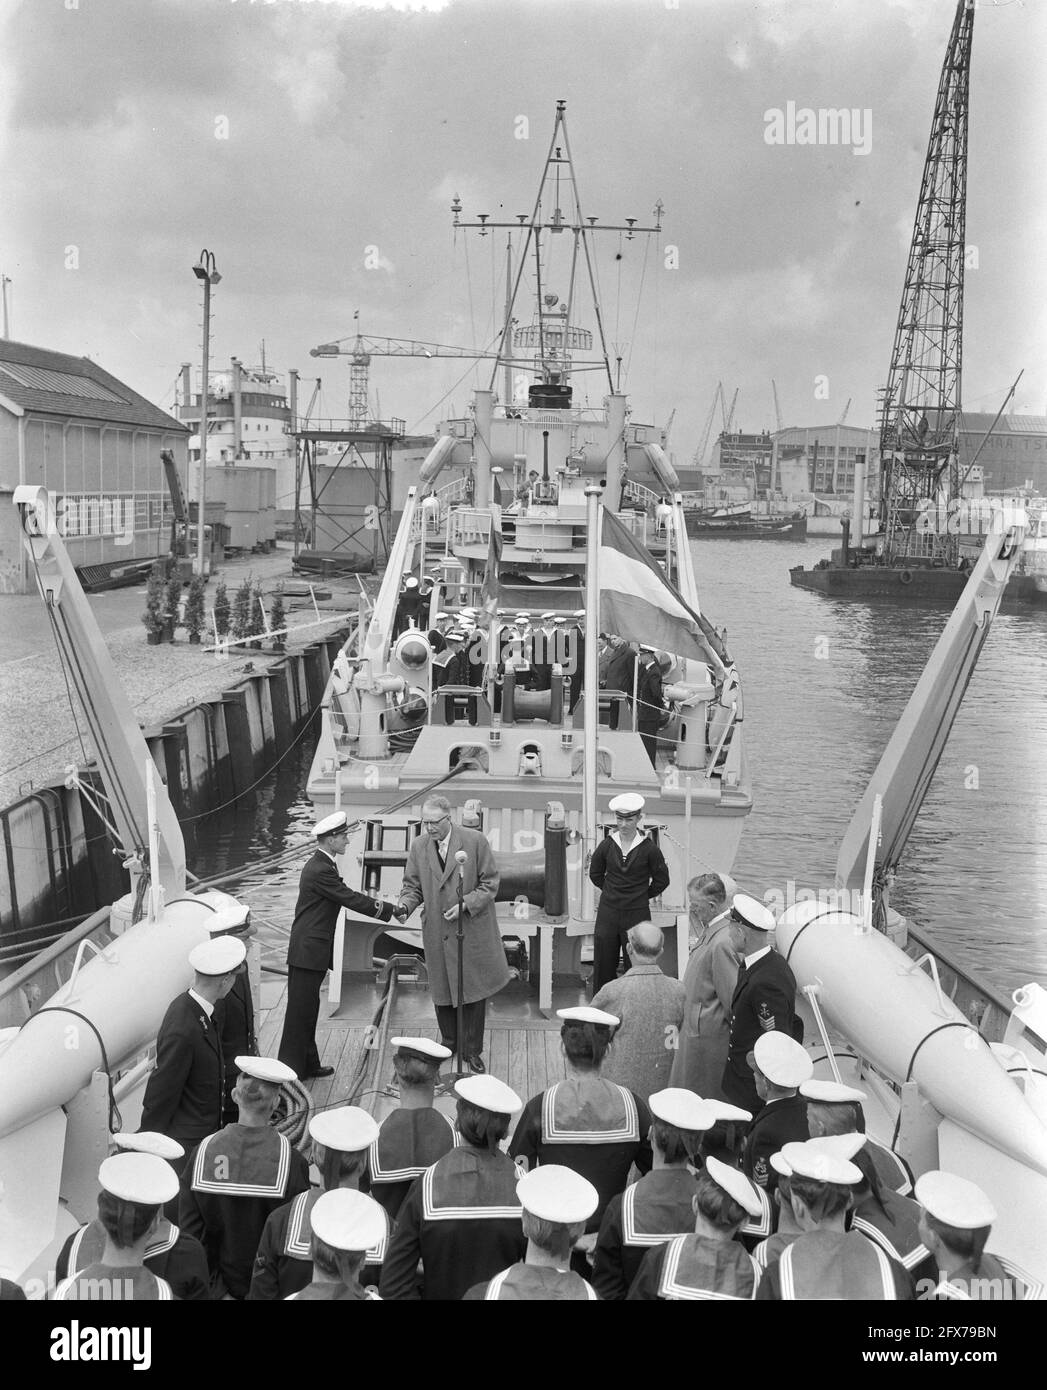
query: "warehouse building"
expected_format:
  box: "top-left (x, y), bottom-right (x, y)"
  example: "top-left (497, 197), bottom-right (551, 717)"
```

top-left (0, 339), bottom-right (188, 594)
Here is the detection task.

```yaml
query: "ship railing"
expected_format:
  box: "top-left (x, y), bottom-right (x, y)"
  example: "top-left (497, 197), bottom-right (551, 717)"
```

top-left (623, 479), bottom-right (662, 510)
top-left (0, 904), bottom-right (115, 1029)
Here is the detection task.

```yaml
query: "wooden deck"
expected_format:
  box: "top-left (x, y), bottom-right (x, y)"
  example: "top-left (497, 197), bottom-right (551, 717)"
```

top-left (257, 973), bottom-right (585, 1121)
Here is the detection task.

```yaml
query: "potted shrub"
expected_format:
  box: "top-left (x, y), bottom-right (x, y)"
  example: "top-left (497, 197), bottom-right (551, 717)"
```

top-left (185, 575), bottom-right (206, 645)
top-left (268, 586), bottom-right (287, 653)
top-left (247, 582), bottom-right (266, 650)
top-left (142, 561), bottom-right (166, 645)
top-left (163, 574), bottom-right (183, 642)
top-left (212, 580), bottom-right (231, 646)
top-left (232, 578), bottom-right (253, 645)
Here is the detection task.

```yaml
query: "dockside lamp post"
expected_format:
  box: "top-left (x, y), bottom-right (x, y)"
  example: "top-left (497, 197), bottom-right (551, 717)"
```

top-left (193, 250), bottom-right (221, 578)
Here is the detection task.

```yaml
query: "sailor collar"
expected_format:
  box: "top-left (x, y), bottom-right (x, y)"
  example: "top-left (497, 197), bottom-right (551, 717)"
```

top-left (743, 945), bottom-right (772, 970)
top-left (657, 1236), bottom-right (761, 1302)
top-left (368, 1111), bottom-right (460, 1184)
top-left (191, 1129), bottom-right (292, 1199)
top-left (610, 829), bottom-right (644, 857)
top-left (621, 1172), bottom-right (696, 1247)
top-left (541, 1079), bottom-right (640, 1145)
top-left (421, 1153), bottom-right (522, 1223)
top-left (777, 1236), bottom-right (895, 1301)
top-left (851, 1212), bottom-right (930, 1271)
top-left (283, 1188), bottom-right (388, 1264)
top-left (484, 1265), bottom-right (598, 1301)
top-left (68, 1219), bottom-right (180, 1274)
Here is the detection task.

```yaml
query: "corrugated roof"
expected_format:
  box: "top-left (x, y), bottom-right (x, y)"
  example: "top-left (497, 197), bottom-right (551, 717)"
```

top-left (962, 412), bottom-right (1047, 435)
top-left (0, 338), bottom-right (187, 432)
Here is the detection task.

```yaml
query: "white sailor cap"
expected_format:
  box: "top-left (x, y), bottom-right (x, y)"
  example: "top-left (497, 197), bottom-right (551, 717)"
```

top-left (207, 902), bottom-right (254, 937)
top-left (557, 1005), bottom-right (620, 1028)
top-left (308, 1105), bottom-right (380, 1152)
top-left (391, 1036), bottom-right (452, 1061)
top-left (235, 1055), bottom-right (297, 1085)
top-left (748, 1033), bottom-right (813, 1089)
top-left (436, 611), bottom-right (450, 621)
top-left (310, 1188), bottom-right (387, 1252)
top-left (770, 1138), bottom-right (862, 1185)
top-left (112, 1132), bottom-right (185, 1161)
top-left (404, 576), bottom-right (419, 589)
top-left (608, 792), bottom-right (644, 815)
top-left (573, 610), bottom-right (586, 618)
top-left (553, 614), bottom-right (569, 624)
top-left (706, 1155), bottom-right (764, 1218)
top-left (313, 811), bottom-right (348, 838)
top-left (648, 1088), bottom-right (718, 1132)
top-left (98, 1152), bottom-right (179, 1206)
top-left (444, 628), bottom-right (466, 642)
top-left (460, 606), bottom-right (478, 616)
top-left (188, 935), bottom-right (247, 975)
top-left (541, 611), bottom-right (556, 621)
top-left (915, 1171), bottom-right (997, 1229)
top-left (729, 893), bottom-right (776, 932)
top-left (454, 1075), bottom-right (522, 1114)
top-left (707, 1100), bottom-right (753, 1124)
top-left (816, 1132), bottom-right (867, 1162)
top-left (515, 612), bottom-right (531, 621)
top-left (517, 1165), bottom-right (599, 1224)
top-left (800, 1079), bottom-right (868, 1104)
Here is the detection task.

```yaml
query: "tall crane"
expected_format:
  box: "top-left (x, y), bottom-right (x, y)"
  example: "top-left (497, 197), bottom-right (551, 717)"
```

top-left (692, 382), bottom-right (723, 469)
top-left (771, 379), bottom-right (783, 433)
top-left (311, 331), bottom-right (502, 427)
top-left (877, 0), bottom-right (974, 566)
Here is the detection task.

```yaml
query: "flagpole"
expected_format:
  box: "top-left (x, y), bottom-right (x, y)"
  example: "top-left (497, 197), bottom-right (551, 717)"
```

top-left (581, 484), bottom-right (601, 923)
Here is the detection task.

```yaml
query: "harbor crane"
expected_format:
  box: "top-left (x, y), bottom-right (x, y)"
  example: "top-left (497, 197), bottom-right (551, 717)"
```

top-left (692, 382), bottom-right (723, 469)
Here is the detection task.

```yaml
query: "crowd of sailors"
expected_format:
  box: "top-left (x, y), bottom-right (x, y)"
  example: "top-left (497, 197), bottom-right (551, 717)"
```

top-left (3, 879), bottom-right (1038, 1303)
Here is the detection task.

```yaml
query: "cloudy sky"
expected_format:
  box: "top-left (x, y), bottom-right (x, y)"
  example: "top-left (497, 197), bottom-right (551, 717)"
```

top-left (1, 0), bottom-right (1044, 456)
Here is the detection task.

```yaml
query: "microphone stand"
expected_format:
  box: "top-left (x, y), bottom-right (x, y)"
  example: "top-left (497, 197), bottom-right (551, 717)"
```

top-left (455, 861), bottom-right (466, 1079)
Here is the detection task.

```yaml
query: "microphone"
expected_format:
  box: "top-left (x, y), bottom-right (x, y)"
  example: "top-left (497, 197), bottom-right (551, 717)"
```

top-left (454, 849), bottom-right (468, 872)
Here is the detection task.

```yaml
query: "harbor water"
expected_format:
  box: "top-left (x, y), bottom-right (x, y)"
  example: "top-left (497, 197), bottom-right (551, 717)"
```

top-left (193, 538), bottom-right (1047, 999)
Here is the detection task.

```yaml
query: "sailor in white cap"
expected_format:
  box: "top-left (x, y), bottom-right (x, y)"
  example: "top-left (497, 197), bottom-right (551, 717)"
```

top-left (365, 1038), bottom-right (458, 1220)
top-left (53, 1153), bottom-right (181, 1302)
top-left (55, 1133), bottom-right (210, 1301)
top-left (287, 1190), bottom-right (386, 1301)
top-left (670, 871), bottom-right (739, 1099)
top-left (914, 1170), bottom-right (1040, 1301)
top-left (741, 1032), bottom-right (813, 1194)
top-left (248, 1106), bottom-right (387, 1301)
top-left (426, 610), bottom-right (452, 654)
top-left (690, 1101), bottom-right (773, 1249)
top-left (636, 647), bottom-right (672, 768)
top-left (592, 1089), bottom-right (718, 1300)
top-left (464, 1166), bottom-right (600, 1300)
top-left (802, 1077), bottom-right (914, 1196)
top-left (842, 1138), bottom-right (937, 1289)
top-left (381, 1074), bottom-right (525, 1301)
top-left (208, 901), bottom-right (259, 1125)
top-left (509, 1007), bottom-right (653, 1243)
top-left (432, 626), bottom-right (471, 689)
top-left (627, 1156), bottom-right (765, 1300)
top-left (394, 573), bottom-right (424, 637)
top-left (179, 1056), bottom-right (310, 1300)
top-left (140, 933), bottom-right (248, 1171)
top-left (720, 894), bottom-right (798, 1115)
top-left (277, 809), bottom-right (395, 1081)
top-left (756, 1138), bottom-right (913, 1300)
top-left (588, 793), bottom-right (670, 993)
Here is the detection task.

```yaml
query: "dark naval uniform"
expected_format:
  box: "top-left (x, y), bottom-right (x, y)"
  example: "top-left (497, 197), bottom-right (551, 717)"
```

top-left (588, 833), bottom-right (670, 993)
top-left (508, 1078), bottom-right (653, 1232)
top-left (850, 1188), bottom-right (936, 1286)
top-left (721, 949), bottom-right (797, 1114)
top-left (627, 1235), bottom-right (763, 1301)
top-left (247, 1188), bottom-right (391, 1299)
top-left (214, 970), bottom-right (257, 1125)
top-left (592, 1168), bottom-right (700, 1300)
top-left (179, 1124), bottom-right (310, 1300)
top-left (379, 1145), bottom-right (525, 1301)
top-left (278, 848), bottom-right (394, 1077)
top-left (757, 1230), bottom-right (913, 1300)
top-left (742, 1094), bottom-right (810, 1196)
top-left (363, 1108), bottom-right (460, 1219)
top-left (464, 1264), bottom-right (599, 1301)
top-left (866, 1137), bottom-right (915, 1196)
top-left (921, 1253), bottom-right (1042, 1302)
top-left (53, 1265), bottom-right (173, 1301)
top-left (140, 992), bottom-right (224, 1162)
top-left (56, 1217), bottom-right (210, 1301)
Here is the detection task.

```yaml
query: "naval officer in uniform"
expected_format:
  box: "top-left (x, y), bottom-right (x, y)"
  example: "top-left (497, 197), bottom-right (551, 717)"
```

top-left (364, 1037), bottom-right (458, 1219)
top-left (179, 1056), bottom-right (310, 1299)
top-left (464, 1166), bottom-right (601, 1300)
top-left (140, 933), bottom-right (247, 1172)
top-left (741, 1032), bottom-right (813, 1196)
top-left (380, 1076), bottom-right (525, 1301)
top-left (248, 1106), bottom-right (386, 1300)
top-left (278, 811), bottom-right (396, 1080)
top-left (53, 1153), bottom-right (181, 1303)
top-left (721, 894), bottom-right (798, 1115)
top-left (588, 793), bottom-right (670, 993)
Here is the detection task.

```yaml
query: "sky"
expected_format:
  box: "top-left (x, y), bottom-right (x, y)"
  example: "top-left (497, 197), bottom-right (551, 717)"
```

top-left (1, 0), bottom-right (1044, 459)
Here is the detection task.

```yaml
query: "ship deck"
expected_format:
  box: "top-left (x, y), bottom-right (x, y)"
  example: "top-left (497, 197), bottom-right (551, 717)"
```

top-left (257, 973), bottom-right (589, 1121)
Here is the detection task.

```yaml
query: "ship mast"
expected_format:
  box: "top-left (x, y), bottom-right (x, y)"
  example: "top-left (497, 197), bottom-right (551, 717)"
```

top-left (877, 0), bottom-right (974, 567)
